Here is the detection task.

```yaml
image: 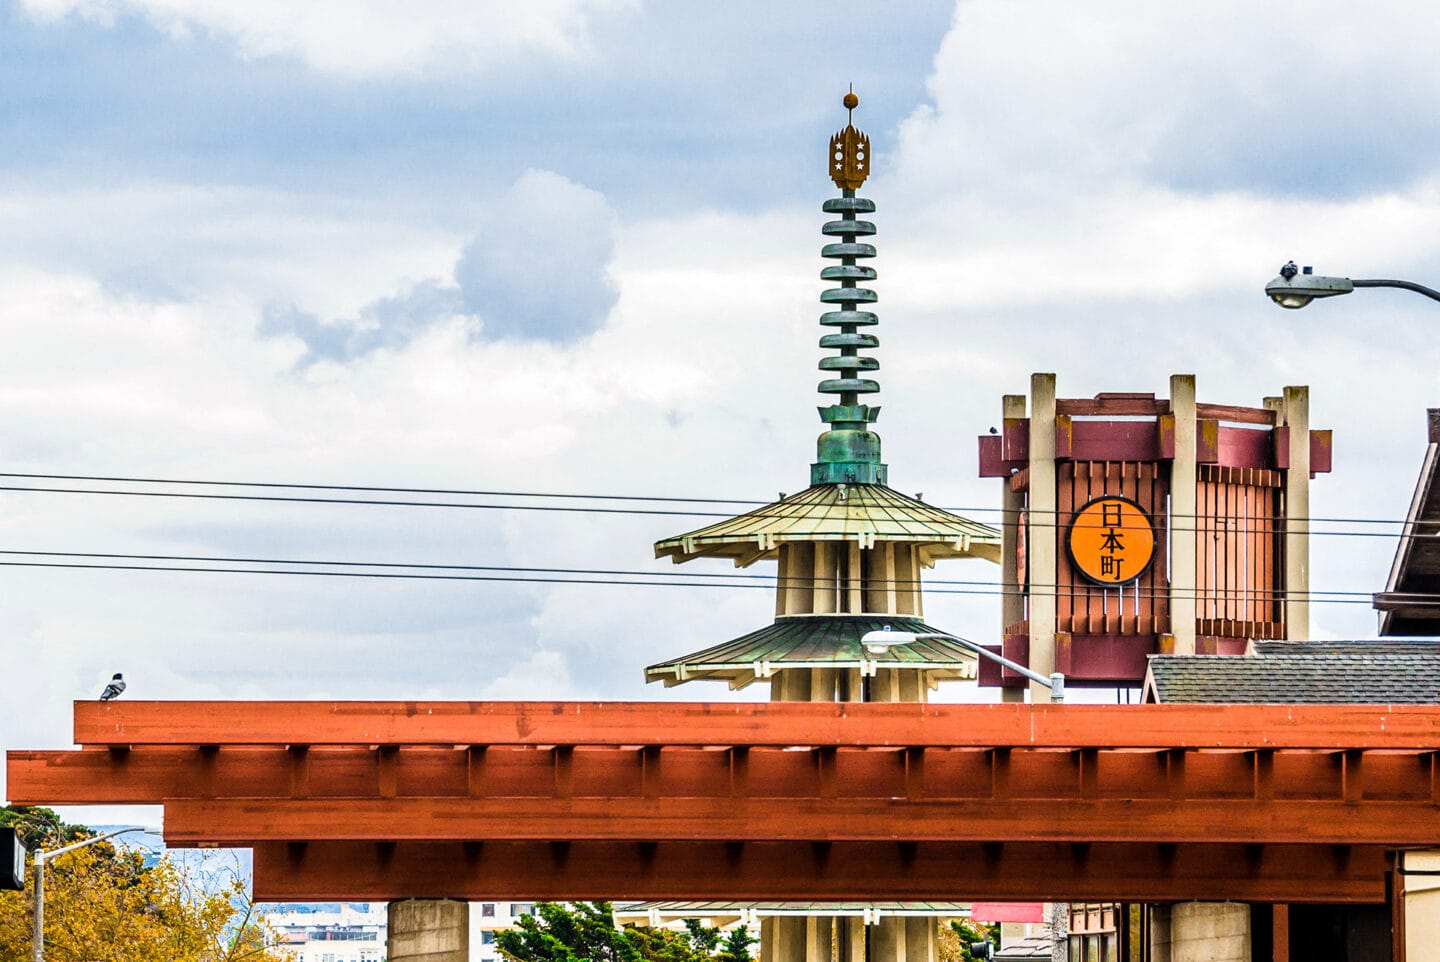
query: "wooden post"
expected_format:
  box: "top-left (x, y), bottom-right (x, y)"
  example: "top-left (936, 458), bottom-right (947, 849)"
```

top-left (1002, 393), bottom-right (1027, 704)
top-left (1169, 375), bottom-right (1198, 656)
top-left (1283, 386), bottom-right (1310, 639)
top-left (1028, 374), bottom-right (1058, 702)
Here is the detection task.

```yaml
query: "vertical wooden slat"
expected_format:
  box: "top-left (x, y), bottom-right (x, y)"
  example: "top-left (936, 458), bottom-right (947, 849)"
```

top-left (1057, 462), bottom-right (1077, 633)
top-left (1225, 478), bottom-right (1238, 624)
top-left (1196, 472), bottom-right (1208, 623)
top-left (1154, 459), bottom-right (1170, 633)
top-left (1104, 462), bottom-right (1122, 634)
top-left (1089, 461), bottom-right (1103, 635)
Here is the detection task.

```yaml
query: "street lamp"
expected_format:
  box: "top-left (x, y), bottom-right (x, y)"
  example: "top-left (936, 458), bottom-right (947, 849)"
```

top-left (859, 628), bottom-right (1065, 702)
top-left (31, 825), bottom-right (159, 962)
top-left (1265, 260), bottom-right (1440, 309)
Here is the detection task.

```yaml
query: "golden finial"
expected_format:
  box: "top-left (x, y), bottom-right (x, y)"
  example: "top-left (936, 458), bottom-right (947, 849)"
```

top-left (829, 87), bottom-right (870, 191)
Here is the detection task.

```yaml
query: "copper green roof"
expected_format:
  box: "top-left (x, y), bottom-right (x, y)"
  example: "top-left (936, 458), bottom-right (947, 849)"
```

top-left (654, 483), bottom-right (1001, 567)
top-left (645, 615), bottom-right (978, 688)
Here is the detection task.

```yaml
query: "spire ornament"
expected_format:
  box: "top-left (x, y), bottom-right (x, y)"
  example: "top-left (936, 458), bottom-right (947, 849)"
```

top-left (829, 89), bottom-right (870, 191)
top-left (813, 89), bottom-right (885, 485)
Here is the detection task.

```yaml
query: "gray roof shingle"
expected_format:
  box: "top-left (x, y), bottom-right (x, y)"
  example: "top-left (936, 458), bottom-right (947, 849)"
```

top-left (1146, 650), bottom-right (1440, 704)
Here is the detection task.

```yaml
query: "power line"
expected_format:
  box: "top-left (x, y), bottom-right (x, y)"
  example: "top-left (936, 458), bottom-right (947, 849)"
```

top-left (0, 548), bottom-right (1409, 605)
top-left (0, 472), bottom-right (764, 506)
top-left (0, 472), bottom-right (1423, 528)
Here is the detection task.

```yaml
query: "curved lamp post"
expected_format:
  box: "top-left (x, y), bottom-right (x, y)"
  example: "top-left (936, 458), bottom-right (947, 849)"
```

top-left (1266, 260), bottom-right (1440, 309)
top-left (859, 628), bottom-right (1065, 702)
top-left (32, 826), bottom-right (157, 962)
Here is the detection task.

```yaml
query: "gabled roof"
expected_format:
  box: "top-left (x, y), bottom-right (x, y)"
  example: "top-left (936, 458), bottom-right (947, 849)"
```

top-left (654, 484), bottom-right (1001, 568)
top-left (1144, 650), bottom-right (1440, 704)
top-left (645, 615), bottom-right (978, 688)
top-left (1374, 409), bottom-right (1440, 635)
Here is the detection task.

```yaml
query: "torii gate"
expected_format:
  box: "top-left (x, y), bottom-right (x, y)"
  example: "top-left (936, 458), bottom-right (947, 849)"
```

top-left (10, 699), bottom-right (1440, 960)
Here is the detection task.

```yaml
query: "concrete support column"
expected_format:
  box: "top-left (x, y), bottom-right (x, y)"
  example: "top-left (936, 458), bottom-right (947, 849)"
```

top-left (1281, 386), bottom-right (1310, 639)
top-left (1027, 373), bottom-right (1058, 703)
top-left (388, 899), bottom-right (469, 962)
top-left (763, 916), bottom-right (809, 962)
top-left (1001, 393), bottom-right (1027, 704)
top-left (871, 916), bottom-right (903, 962)
top-left (1169, 902), bottom-right (1250, 962)
top-left (1149, 906), bottom-right (1172, 962)
top-left (836, 916), bottom-right (866, 962)
top-left (1403, 850), bottom-right (1440, 961)
top-left (806, 917), bottom-right (832, 962)
top-left (1168, 374), bottom-right (1197, 656)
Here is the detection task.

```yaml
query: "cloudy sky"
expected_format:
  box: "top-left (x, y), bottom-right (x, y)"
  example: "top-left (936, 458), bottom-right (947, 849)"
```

top-left (4, 1), bottom-right (1440, 813)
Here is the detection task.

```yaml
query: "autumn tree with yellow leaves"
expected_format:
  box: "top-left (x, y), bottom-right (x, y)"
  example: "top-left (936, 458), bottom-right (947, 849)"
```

top-left (0, 806), bottom-right (289, 962)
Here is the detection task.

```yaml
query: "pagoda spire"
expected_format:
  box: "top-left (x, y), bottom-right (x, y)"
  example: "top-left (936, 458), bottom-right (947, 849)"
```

top-left (814, 89), bottom-right (886, 485)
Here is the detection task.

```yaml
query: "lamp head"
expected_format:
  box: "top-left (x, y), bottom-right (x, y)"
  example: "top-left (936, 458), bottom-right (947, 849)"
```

top-left (860, 628), bottom-right (918, 654)
top-left (1265, 262), bottom-right (1354, 309)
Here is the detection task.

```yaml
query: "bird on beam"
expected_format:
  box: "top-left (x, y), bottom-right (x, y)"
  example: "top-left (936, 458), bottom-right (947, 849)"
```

top-left (100, 673), bottom-right (126, 701)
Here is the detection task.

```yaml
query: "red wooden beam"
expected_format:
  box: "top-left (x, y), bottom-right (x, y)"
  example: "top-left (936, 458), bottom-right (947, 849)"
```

top-left (63, 701), bottom-right (1440, 751)
top-left (250, 840), bottom-right (1386, 904)
top-left (159, 795), bottom-right (1440, 847)
top-left (11, 743), bottom-right (1435, 809)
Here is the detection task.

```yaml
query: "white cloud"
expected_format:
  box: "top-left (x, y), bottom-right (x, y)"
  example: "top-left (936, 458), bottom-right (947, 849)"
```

top-left (20, 0), bottom-right (637, 77)
top-left (456, 169), bottom-right (619, 342)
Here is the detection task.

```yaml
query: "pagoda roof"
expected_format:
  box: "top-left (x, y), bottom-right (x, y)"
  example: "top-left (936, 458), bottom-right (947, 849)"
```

top-left (654, 483), bottom-right (1001, 568)
top-left (645, 614), bottom-right (978, 689)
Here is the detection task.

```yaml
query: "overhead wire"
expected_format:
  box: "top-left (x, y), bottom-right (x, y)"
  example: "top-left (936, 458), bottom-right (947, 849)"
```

top-left (0, 471), bottom-right (1422, 529)
top-left (0, 547), bottom-right (1413, 605)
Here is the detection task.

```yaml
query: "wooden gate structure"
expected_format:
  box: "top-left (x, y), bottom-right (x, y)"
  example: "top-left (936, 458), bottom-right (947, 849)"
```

top-left (8, 699), bottom-right (1437, 910)
top-left (978, 375), bottom-right (1333, 693)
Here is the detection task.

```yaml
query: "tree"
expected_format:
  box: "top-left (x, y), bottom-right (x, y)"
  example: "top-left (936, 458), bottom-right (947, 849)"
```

top-left (0, 806), bottom-right (288, 962)
top-left (497, 902), bottom-right (753, 962)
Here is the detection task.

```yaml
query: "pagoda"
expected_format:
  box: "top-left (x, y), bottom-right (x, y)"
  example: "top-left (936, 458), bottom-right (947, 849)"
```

top-left (647, 93), bottom-right (1002, 962)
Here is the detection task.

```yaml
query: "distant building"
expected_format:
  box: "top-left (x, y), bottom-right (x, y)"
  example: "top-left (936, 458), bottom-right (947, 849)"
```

top-left (265, 904), bottom-right (386, 962)
top-left (263, 901), bottom-right (536, 961)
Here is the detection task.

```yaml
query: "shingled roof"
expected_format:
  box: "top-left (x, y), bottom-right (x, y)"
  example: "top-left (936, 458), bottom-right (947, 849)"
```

top-left (1144, 648), bottom-right (1440, 704)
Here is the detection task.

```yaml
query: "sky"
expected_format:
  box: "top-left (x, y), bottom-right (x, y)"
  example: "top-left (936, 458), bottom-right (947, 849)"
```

top-left (4, 1), bottom-right (1440, 822)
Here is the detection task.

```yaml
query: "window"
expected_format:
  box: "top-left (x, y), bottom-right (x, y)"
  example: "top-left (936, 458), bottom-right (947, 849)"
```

top-left (482, 931), bottom-right (496, 945)
top-left (482, 903), bottom-right (496, 917)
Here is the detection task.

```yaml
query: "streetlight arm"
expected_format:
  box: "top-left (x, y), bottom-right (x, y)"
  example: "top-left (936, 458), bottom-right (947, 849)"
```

top-left (35, 827), bottom-right (148, 866)
top-left (1352, 279), bottom-right (1440, 303)
top-left (859, 629), bottom-right (1065, 701)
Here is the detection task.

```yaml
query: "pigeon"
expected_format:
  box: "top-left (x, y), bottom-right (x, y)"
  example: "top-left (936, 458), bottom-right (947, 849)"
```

top-left (100, 673), bottom-right (126, 701)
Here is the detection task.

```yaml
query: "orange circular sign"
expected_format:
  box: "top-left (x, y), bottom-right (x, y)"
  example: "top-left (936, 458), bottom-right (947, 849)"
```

top-left (1067, 496), bottom-right (1156, 586)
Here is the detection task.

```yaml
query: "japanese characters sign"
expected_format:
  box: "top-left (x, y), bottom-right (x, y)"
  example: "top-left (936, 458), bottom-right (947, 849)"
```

top-left (1067, 496), bottom-right (1156, 586)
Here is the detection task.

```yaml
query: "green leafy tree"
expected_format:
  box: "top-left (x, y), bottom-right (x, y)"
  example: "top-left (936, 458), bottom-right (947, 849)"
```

top-left (497, 902), bottom-right (753, 962)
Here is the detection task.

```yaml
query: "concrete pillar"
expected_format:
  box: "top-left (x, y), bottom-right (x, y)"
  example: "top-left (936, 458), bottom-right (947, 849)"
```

top-left (806, 917), bottom-right (832, 962)
top-left (1001, 393), bottom-right (1027, 704)
top-left (837, 916), bottom-right (866, 962)
top-left (871, 916), bottom-right (904, 962)
top-left (1149, 905), bottom-right (1171, 962)
top-left (765, 916), bottom-right (808, 962)
top-left (1169, 374), bottom-right (1197, 657)
top-left (388, 899), bottom-right (469, 962)
top-left (1281, 386), bottom-right (1310, 639)
top-left (1027, 373), bottom-right (1058, 703)
top-left (904, 917), bottom-right (935, 962)
top-left (1169, 902), bottom-right (1249, 962)
top-left (1403, 850), bottom-right (1440, 961)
